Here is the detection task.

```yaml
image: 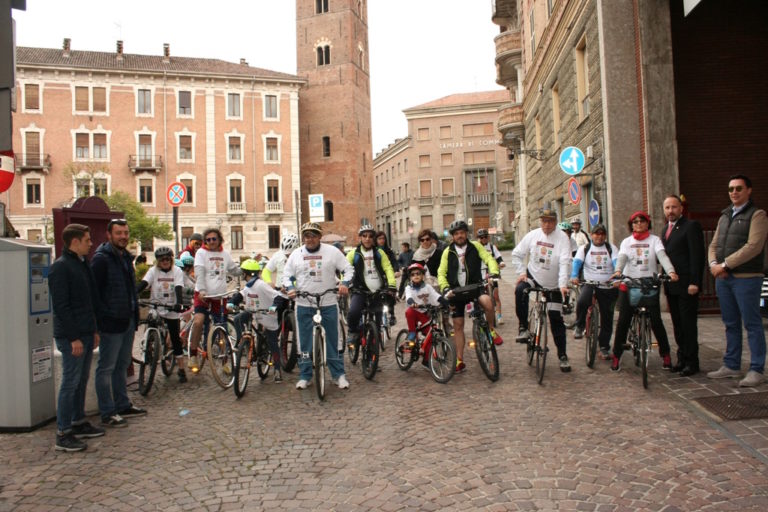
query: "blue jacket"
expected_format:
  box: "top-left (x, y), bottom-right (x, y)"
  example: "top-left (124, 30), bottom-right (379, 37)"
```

top-left (91, 242), bottom-right (139, 333)
top-left (49, 248), bottom-right (101, 342)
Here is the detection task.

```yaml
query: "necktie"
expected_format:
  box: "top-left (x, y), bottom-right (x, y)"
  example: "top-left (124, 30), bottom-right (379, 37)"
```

top-left (665, 223), bottom-right (674, 239)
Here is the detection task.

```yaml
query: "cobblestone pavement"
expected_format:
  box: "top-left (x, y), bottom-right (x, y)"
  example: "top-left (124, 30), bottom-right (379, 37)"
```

top-left (2, 271), bottom-right (768, 511)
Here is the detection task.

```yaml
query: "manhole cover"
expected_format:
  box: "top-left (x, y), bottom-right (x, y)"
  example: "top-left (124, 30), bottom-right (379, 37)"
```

top-left (695, 392), bottom-right (768, 421)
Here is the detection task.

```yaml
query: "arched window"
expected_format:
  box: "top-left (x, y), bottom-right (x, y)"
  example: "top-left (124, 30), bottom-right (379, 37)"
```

top-left (317, 45), bottom-right (331, 66)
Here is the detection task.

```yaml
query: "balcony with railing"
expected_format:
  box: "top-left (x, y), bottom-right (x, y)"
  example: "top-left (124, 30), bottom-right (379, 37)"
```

top-left (129, 155), bottom-right (163, 173)
top-left (15, 153), bottom-right (51, 173)
top-left (440, 195), bottom-right (456, 206)
top-left (497, 102), bottom-right (524, 143)
top-left (265, 201), bottom-right (283, 214)
top-left (418, 196), bottom-right (434, 207)
top-left (492, 0), bottom-right (518, 25)
top-left (227, 201), bottom-right (247, 215)
top-left (495, 28), bottom-right (522, 87)
top-left (468, 193), bottom-right (492, 206)
top-left (499, 164), bottom-right (516, 184)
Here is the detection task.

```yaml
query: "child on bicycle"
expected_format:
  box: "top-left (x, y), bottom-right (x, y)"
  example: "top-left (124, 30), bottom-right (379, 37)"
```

top-left (177, 251), bottom-right (196, 305)
top-left (229, 259), bottom-right (283, 382)
top-left (136, 247), bottom-right (186, 382)
top-left (404, 263), bottom-right (448, 368)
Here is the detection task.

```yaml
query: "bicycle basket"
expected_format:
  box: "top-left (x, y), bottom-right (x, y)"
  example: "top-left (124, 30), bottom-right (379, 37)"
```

top-left (628, 280), bottom-right (659, 307)
top-left (451, 284), bottom-right (483, 302)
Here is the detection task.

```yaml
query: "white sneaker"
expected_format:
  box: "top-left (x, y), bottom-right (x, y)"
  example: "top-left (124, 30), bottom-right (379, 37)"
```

top-left (295, 379), bottom-right (309, 390)
top-left (336, 375), bottom-right (350, 389)
top-left (739, 370), bottom-right (766, 387)
top-left (706, 366), bottom-right (742, 379)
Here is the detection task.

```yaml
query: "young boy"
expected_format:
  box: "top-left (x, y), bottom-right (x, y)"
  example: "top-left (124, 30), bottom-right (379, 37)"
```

top-left (137, 247), bottom-right (186, 382)
top-left (404, 263), bottom-right (449, 367)
top-left (230, 259), bottom-right (283, 382)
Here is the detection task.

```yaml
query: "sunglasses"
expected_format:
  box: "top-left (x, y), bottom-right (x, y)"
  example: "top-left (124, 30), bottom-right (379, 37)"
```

top-left (728, 186), bottom-right (744, 193)
top-left (479, 235), bottom-right (488, 238)
top-left (632, 219), bottom-right (648, 224)
top-left (205, 237), bottom-right (219, 242)
top-left (419, 237), bottom-right (431, 242)
top-left (158, 256), bottom-right (173, 261)
top-left (108, 218), bottom-right (128, 229)
top-left (361, 234), bottom-right (374, 239)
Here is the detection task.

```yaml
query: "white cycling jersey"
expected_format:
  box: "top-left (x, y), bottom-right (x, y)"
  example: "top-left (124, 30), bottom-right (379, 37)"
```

top-left (282, 243), bottom-right (354, 307)
top-left (142, 266), bottom-right (184, 319)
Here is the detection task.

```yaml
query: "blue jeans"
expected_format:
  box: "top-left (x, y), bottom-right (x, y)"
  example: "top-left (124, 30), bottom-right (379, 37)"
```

top-left (95, 319), bottom-right (135, 418)
top-left (55, 336), bottom-right (94, 433)
top-left (716, 275), bottom-right (766, 373)
top-left (296, 304), bottom-right (344, 381)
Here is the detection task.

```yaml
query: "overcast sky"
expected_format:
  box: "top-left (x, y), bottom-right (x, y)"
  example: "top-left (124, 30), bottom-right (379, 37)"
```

top-left (13, 0), bottom-right (504, 154)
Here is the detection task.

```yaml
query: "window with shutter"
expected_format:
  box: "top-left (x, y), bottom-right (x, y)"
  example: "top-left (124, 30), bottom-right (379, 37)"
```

top-left (92, 87), bottom-right (106, 112)
top-left (25, 132), bottom-right (40, 166)
top-left (24, 84), bottom-right (40, 110)
top-left (179, 91), bottom-right (192, 115)
top-left (75, 87), bottom-right (89, 111)
top-left (93, 134), bottom-right (107, 159)
top-left (76, 133), bottom-right (89, 159)
top-left (179, 136), bottom-right (192, 160)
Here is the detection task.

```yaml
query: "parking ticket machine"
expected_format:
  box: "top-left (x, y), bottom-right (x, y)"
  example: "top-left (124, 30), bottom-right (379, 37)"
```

top-left (0, 238), bottom-right (55, 431)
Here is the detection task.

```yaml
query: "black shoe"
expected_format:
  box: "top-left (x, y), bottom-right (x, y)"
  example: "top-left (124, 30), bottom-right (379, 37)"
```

top-left (71, 422), bottom-right (105, 439)
top-left (101, 414), bottom-right (128, 428)
top-left (118, 405), bottom-right (147, 417)
top-left (679, 366), bottom-right (699, 377)
top-left (178, 369), bottom-right (187, 383)
top-left (55, 433), bottom-right (87, 452)
top-left (559, 355), bottom-right (572, 373)
top-left (671, 363), bottom-right (685, 373)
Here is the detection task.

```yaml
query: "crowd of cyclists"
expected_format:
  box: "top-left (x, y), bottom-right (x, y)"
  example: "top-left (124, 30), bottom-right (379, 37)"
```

top-left (136, 205), bottom-right (689, 391)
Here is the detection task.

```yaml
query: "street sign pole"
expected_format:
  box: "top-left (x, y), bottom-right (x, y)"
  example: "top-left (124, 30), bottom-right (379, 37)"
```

top-left (173, 206), bottom-right (179, 255)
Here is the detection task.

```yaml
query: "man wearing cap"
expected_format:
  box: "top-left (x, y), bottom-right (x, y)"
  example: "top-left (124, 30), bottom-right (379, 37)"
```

top-left (571, 219), bottom-right (589, 248)
top-left (570, 224), bottom-right (619, 359)
top-left (661, 195), bottom-right (705, 376)
top-left (511, 208), bottom-right (574, 372)
top-left (182, 233), bottom-right (203, 258)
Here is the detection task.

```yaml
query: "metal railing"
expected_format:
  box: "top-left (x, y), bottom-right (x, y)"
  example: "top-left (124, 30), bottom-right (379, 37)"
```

top-left (128, 155), bottom-right (163, 171)
top-left (15, 153), bottom-right (51, 171)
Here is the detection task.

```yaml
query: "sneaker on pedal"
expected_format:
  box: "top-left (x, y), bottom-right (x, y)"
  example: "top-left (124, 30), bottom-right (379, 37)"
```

top-left (559, 355), bottom-right (571, 372)
top-left (455, 359), bottom-right (466, 373)
top-left (295, 379), bottom-right (309, 390)
top-left (336, 375), bottom-right (350, 389)
top-left (661, 354), bottom-right (672, 370)
top-left (71, 422), bottom-right (105, 439)
top-left (516, 328), bottom-right (529, 343)
top-left (610, 355), bottom-right (621, 372)
top-left (491, 329), bottom-right (503, 346)
top-left (55, 433), bottom-right (87, 452)
top-left (574, 327), bottom-right (584, 339)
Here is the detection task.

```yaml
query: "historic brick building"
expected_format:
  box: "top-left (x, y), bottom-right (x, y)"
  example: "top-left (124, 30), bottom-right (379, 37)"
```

top-left (296, 0), bottom-right (375, 242)
top-left (373, 91), bottom-right (511, 248)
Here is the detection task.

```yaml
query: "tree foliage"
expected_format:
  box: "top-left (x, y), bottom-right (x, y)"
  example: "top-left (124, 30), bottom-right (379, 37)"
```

top-left (104, 191), bottom-right (173, 246)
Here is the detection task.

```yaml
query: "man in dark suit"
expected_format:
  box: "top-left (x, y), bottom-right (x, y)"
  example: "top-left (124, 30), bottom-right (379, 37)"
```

top-left (661, 195), bottom-right (705, 376)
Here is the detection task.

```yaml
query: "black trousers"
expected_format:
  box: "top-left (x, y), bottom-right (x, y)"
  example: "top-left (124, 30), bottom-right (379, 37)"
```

top-left (515, 280), bottom-right (568, 358)
top-left (612, 290), bottom-right (671, 358)
top-left (666, 291), bottom-right (700, 369)
top-left (575, 285), bottom-right (618, 350)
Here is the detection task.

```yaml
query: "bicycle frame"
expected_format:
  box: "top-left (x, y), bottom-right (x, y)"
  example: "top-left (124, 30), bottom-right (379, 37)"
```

top-left (295, 288), bottom-right (338, 400)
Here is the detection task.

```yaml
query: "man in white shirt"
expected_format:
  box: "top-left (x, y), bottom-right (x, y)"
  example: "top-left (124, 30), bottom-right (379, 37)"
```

top-left (283, 222), bottom-right (354, 390)
top-left (571, 219), bottom-right (590, 248)
top-left (511, 208), bottom-right (574, 372)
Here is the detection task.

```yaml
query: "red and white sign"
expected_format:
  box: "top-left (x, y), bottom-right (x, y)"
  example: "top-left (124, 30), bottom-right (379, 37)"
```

top-left (567, 177), bottom-right (582, 205)
top-left (166, 181), bottom-right (187, 207)
top-left (0, 150), bottom-right (15, 193)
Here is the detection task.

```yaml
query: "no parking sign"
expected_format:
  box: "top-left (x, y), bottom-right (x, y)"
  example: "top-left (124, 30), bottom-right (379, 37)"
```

top-left (567, 178), bottom-right (582, 205)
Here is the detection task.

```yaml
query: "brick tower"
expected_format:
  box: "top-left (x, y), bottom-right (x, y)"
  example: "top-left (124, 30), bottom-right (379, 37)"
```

top-left (296, 0), bottom-right (374, 242)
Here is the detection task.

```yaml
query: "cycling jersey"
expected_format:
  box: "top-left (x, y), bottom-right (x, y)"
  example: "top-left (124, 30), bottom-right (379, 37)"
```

top-left (142, 266), bottom-right (184, 319)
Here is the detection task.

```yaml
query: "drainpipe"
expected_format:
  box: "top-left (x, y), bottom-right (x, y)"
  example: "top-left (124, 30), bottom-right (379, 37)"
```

top-left (251, 77), bottom-right (258, 250)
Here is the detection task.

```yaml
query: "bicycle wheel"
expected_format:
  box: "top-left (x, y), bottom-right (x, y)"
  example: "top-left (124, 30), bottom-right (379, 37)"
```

top-left (138, 328), bottom-right (161, 396)
top-left (256, 332), bottom-right (271, 380)
top-left (535, 312), bottom-right (548, 385)
top-left (233, 335), bottom-right (252, 398)
top-left (526, 304), bottom-right (537, 366)
top-left (630, 315), bottom-right (641, 367)
top-left (640, 315), bottom-right (651, 389)
top-left (563, 288), bottom-right (578, 328)
top-left (208, 325), bottom-right (235, 389)
top-left (394, 329), bottom-right (414, 370)
top-left (585, 305), bottom-right (599, 369)
top-left (472, 319), bottom-right (500, 382)
top-left (360, 321), bottom-right (380, 380)
top-left (429, 335), bottom-right (456, 384)
top-left (314, 327), bottom-right (326, 401)
top-left (280, 311), bottom-right (298, 372)
top-left (348, 325), bottom-right (360, 365)
top-left (160, 332), bottom-right (175, 377)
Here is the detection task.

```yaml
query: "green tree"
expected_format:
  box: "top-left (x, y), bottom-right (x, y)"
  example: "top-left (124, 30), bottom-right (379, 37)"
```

top-left (104, 191), bottom-right (173, 247)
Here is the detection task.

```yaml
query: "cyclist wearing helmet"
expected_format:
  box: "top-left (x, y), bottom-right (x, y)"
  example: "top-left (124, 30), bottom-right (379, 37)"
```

top-left (137, 247), bottom-right (186, 382)
top-left (404, 263), bottom-right (449, 368)
top-left (283, 222), bottom-right (354, 390)
top-left (438, 220), bottom-right (502, 373)
top-left (177, 251), bottom-right (196, 303)
top-left (558, 221), bottom-right (578, 256)
top-left (511, 208), bottom-right (573, 372)
top-left (262, 232), bottom-right (299, 290)
top-left (229, 259), bottom-right (284, 383)
top-left (345, 224), bottom-right (397, 349)
top-left (477, 228), bottom-right (506, 325)
top-left (571, 218), bottom-right (589, 248)
top-left (188, 228), bottom-right (241, 372)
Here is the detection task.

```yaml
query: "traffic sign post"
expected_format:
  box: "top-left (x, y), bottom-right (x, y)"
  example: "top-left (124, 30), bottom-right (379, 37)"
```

top-left (588, 199), bottom-right (600, 228)
top-left (308, 194), bottom-right (324, 222)
top-left (567, 178), bottom-right (582, 205)
top-left (559, 146), bottom-right (585, 175)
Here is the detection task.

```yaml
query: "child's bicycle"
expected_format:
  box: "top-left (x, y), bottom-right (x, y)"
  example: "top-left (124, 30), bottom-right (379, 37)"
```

top-left (394, 305), bottom-right (456, 383)
top-left (233, 307), bottom-right (276, 398)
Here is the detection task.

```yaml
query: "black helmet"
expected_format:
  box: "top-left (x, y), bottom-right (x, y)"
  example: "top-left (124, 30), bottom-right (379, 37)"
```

top-left (448, 220), bottom-right (469, 234)
top-left (476, 228), bottom-right (489, 237)
top-left (154, 247), bottom-right (174, 259)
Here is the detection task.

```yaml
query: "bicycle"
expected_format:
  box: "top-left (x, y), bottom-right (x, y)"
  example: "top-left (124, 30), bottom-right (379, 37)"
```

top-left (394, 305), bottom-right (456, 383)
top-left (161, 306), bottom-right (193, 377)
top-left (562, 282), bottom-right (579, 329)
top-left (462, 281), bottom-right (500, 382)
top-left (621, 275), bottom-right (669, 389)
top-left (278, 299), bottom-right (299, 373)
top-left (346, 289), bottom-right (387, 380)
top-left (524, 284), bottom-right (562, 385)
top-left (577, 280), bottom-right (610, 369)
top-left (296, 288), bottom-right (339, 401)
top-left (202, 293), bottom-right (239, 389)
top-left (133, 300), bottom-right (169, 396)
top-left (233, 307), bottom-right (275, 398)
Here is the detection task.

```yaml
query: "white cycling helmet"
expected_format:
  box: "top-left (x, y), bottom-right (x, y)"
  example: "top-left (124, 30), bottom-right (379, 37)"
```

top-left (281, 232), bottom-right (299, 252)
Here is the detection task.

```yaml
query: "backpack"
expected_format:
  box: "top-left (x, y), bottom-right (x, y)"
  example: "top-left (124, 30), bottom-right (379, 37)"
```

top-left (578, 241), bottom-right (613, 280)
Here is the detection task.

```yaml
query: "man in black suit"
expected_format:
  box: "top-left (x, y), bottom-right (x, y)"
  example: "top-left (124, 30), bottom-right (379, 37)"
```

top-left (661, 195), bottom-right (705, 376)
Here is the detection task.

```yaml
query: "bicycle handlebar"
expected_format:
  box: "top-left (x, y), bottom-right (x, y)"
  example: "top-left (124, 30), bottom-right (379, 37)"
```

top-left (296, 288), bottom-right (339, 300)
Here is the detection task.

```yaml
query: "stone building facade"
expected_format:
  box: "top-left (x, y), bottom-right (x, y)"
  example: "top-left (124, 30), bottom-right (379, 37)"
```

top-left (373, 91), bottom-right (511, 249)
top-left (8, 40), bottom-right (305, 257)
